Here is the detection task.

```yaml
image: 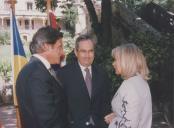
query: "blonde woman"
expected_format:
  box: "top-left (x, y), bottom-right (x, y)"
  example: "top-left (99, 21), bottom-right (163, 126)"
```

top-left (105, 43), bottom-right (152, 128)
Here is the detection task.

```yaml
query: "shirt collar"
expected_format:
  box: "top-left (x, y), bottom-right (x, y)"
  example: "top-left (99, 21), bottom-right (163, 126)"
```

top-left (33, 54), bottom-right (51, 70)
top-left (78, 62), bottom-right (92, 73)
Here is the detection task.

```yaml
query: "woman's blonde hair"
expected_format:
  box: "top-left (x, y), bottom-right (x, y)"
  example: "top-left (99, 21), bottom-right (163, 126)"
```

top-left (112, 43), bottom-right (150, 80)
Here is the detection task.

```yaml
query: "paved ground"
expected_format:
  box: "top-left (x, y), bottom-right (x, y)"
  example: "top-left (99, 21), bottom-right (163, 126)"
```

top-left (0, 105), bottom-right (173, 128)
top-left (0, 105), bottom-right (16, 128)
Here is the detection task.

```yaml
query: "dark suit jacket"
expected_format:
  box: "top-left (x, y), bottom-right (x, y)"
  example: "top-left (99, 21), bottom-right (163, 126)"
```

top-left (59, 61), bottom-right (111, 128)
top-left (16, 57), bottom-right (68, 128)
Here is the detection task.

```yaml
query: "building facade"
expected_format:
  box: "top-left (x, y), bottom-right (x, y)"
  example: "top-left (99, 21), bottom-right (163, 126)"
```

top-left (0, 0), bottom-right (50, 43)
top-left (0, 0), bottom-right (100, 43)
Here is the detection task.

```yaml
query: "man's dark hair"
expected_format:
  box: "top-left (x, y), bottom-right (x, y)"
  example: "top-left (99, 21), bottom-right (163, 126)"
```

top-left (29, 26), bottom-right (63, 54)
top-left (75, 34), bottom-right (96, 50)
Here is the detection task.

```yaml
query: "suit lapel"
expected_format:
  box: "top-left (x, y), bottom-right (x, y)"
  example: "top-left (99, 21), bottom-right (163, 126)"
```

top-left (91, 65), bottom-right (98, 100)
top-left (49, 68), bottom-right (63, 87)
top-left (75, 62), bottom-right (91, 100)
top-left (30, 56), bottom-right (63, 88)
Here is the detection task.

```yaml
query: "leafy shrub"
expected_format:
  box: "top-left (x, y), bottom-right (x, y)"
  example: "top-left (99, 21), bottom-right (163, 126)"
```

top-left (93, 31), bottom-right (173, 91)
top-left (0, 60), bottom-right (12, 82)
top-left (0, 31), bottom-right (10, 45)
top-left (129, 32), bottom-right (173, 84)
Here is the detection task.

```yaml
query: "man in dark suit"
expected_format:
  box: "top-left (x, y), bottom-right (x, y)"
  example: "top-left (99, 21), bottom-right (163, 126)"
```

top-left (16, 26), bottom-right (68, 128)
top-left (59, 34), bottom-right (111, 128)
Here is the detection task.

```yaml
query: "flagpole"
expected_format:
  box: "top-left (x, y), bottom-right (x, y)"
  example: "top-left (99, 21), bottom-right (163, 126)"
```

top-left (46, 0), bottom-right (52, 26)
top-left (7, 0), bottom-right (22, 127)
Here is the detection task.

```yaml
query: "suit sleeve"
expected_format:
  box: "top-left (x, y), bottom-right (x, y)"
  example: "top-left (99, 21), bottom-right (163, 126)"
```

top-left (27, 75), bottom-right (62, 128)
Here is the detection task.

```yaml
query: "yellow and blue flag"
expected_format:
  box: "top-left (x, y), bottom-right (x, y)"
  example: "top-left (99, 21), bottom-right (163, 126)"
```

top-left (11, 11), bottom-right (27, 105)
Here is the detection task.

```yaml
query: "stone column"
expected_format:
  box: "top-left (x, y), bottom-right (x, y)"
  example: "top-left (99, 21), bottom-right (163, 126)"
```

top-left (29, 18), bottom-right (32, 30)
top-left (2, 17), bottom-right (4, 28)
top-left (42, 17), bottom-right (46, 26)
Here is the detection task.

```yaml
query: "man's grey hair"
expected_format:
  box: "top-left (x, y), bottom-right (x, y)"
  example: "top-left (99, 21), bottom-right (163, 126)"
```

top-left (75, 34), bottom-right (96, 50)
top-left (29, 26), bottom-right (63, 54)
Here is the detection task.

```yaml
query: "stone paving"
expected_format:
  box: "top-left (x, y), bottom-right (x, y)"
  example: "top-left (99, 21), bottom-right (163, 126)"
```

top-left (0, 105), bottom-right (16, 128)
top-left (0, 105), bottom-right (173, 128)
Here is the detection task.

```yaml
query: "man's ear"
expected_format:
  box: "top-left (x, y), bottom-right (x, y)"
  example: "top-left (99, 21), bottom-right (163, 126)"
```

top-left (42, 43), bottom-right (50, 51)
top-left (42, 43), bottom-right (52, 51)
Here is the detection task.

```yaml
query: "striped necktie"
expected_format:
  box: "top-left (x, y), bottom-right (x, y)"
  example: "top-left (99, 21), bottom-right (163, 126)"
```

top-left (49, 68), bottom-right (62, 87)
top-left (84, 68), bottom-right (92, 97)
top-left (84, 68), bottom-right (94, 125)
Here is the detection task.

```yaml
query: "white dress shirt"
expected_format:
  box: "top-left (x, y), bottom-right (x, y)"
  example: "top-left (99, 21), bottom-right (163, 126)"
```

top-left (33, 54), bottom-right (51, 70)
top-left (78, 62), bottom-right (92, 80)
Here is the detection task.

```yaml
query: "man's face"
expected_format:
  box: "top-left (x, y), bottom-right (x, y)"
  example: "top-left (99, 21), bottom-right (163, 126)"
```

top-left (44, 38), bottom-right (64, 64)
top-left (75, 39), bottom-right (94, 67)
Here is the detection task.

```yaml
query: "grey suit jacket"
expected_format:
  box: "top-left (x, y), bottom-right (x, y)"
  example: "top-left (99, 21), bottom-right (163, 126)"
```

top-left (109, 74), bottom-right (152, 128)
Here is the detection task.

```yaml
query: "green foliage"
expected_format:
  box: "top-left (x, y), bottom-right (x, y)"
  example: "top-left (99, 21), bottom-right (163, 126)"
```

top-left (0, 60), bottom-right (11, 82)
top-left (0, 31), bottom-right (10, 45)
top-left (35, 0), bottom-right (78, 36)
top-left (60, 1), bottom-right (78, 37)
top-left (63, 32), bottom-right (75, 54)
top-left (94, 44), bottom-right (122, 87)
top-left (117, 0), bottom-right (147, 11)
top-left (66, 50), bottom-right (77, 64)
top-left (162, 0), bottom-right (174, 12)
top-left (62, 32), bottom-right (76, 64)
top-left (93, 31), bottom-right (173, 90)
top-left (128, 32), bottom-right (173, 84)
top-left (34, 0), bottom-right (58, 12)
top-left (118, 0), bottom-right (174, 12)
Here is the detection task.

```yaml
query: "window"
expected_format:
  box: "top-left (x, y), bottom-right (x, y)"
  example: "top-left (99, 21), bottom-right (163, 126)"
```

top-left (31, 20), bottom-right (34, 29)
top-left (19, 20), bottom-right (22, 26)
top-left (4, 3), bottom-right (10, 10)
top-left (6, 19), bottom-right (10, 27)
top-left (25, 20), bottom-right (29, 29)
top-left (27, 2), bottom-right (33, 10)
top-left (23, 35), bottom-right (27, 42)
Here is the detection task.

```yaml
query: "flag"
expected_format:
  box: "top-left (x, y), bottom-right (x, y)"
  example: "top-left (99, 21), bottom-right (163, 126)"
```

top-left (49, 11), bottom-right (57, 29)
top-left (49, 11), bottom-right (61, 29)
top-left (11, 11), bottom-right (27, 105)
top-left (49, 11), bottom-right (65, 61)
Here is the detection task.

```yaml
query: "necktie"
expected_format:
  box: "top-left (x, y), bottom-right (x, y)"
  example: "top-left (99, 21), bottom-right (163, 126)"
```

top-left (85, 68), bottom-right (94, 125)
top-left (84, 68), bottom-right (92, 98)
top-left (49, 68), bottom-right (62, 87)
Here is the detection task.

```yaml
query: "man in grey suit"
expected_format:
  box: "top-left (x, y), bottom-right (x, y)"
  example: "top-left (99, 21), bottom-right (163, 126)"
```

top-left (16, 26), bottom-right (68, 128)
top-left (59, 34), bottom-right (111, 128)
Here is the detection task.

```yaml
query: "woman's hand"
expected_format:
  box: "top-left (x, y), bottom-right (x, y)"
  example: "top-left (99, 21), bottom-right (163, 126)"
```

top-left (104, 112), bottom-right (116, 124)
